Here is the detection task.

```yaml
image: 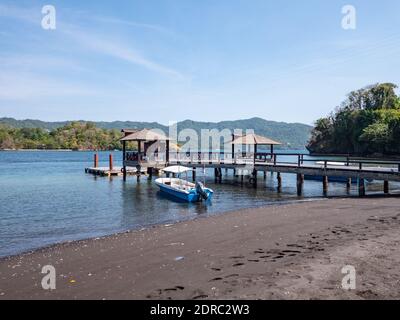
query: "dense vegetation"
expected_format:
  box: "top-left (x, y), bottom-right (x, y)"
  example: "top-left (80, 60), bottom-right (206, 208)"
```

top-left (0, 117), bottom-right (312, 150)
top-left (0, 122), bottom-right (122, 150)
top-left (307, 83), bottom-right (400, 156)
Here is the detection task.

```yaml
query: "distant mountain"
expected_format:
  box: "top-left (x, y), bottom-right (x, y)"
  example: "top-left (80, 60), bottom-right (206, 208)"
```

top-left (0, 117), bottom-right (312, 149)
top-left (0, 117), bottom-right (70, 130)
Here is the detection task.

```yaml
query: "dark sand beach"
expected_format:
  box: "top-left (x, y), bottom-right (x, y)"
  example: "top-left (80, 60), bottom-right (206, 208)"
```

top-left (1, 197), bottom-right (400, 300)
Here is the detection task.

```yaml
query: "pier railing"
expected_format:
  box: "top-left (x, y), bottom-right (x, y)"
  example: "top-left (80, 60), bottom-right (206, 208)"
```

top-left (124, 151), bottom-right (400, 172)
top-left (255, 153), bottom-right (400, 172)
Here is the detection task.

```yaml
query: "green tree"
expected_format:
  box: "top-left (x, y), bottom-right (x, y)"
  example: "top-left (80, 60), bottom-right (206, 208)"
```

top-left (0, 122), bottom-right (123, 151)
top-left (307, 83), bottom-right (400, 156)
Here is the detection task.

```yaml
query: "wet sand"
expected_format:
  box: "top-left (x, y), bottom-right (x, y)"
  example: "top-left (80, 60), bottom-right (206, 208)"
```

top-left (1, 197), bottom-right (400, 300)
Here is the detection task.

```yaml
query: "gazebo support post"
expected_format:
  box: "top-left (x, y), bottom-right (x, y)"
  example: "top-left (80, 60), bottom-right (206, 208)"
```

top-left (138, 141), bottom-right (141, 160)
top-left (122, 140), bottom-right (127, 181)
top-left (166, 140), bottom-right (170, 165)
top-left (137, 141), bottom-right (142, 181)
top-left (270, 144), bottom-right (274, 175)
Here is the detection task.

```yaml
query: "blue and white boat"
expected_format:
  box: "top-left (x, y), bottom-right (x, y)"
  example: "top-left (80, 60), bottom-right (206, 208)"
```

top-left (155, 166), bottom-right (213, 202)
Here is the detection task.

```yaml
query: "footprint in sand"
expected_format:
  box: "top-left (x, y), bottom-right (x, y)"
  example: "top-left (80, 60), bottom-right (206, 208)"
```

top-left (146, 285), bottom-right (185, 299)
top-left (210, 267), bottom-right (221, 272)
top-left (230, 256), bottom-right (245, 259)
top-left (232, 262), bottom-right (245, 267)
top-left (191, 289), bottom-right (209, 300)
top-left (192, 294), bottom-right (208, 300)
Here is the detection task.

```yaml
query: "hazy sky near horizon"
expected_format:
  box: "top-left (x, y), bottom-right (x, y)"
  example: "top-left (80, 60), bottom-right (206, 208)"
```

top-left (0, 0), bottom-right (400, 125)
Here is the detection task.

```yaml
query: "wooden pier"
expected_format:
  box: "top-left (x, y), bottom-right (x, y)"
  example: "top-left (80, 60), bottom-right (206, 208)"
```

top-left (84, 166), bottom-right (145, 177)
top-left (116, 128), bottom-right (400, 197)
top-left (123, 151), bottom-right (400, 196)
top-left (85, 153), bottom-right (146, 177)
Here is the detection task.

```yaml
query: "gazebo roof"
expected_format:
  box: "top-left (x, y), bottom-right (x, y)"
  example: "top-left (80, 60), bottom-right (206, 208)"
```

top-left (230, 133), bottom-right (281, 145)
top-left (121, 128), bottom-right (140, 135)
top-left (120, 128), bottom-right (171, 142)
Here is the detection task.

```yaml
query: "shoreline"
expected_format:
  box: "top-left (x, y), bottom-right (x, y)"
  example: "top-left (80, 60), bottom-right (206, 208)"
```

top-left (2, 193), bottom-right (399, 261)
top-left (1, 197), bottom-right (400, 299)
top-left (0, 197), bottom-right (323, 261)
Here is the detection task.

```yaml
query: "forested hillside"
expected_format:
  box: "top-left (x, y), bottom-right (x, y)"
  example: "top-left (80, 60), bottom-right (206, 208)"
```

top-left (307, 83), bottom-right (400, 156)
top-left (0, 122), bottom-right (121, 150)
top-left (0, 117), bottom-right (312, 150)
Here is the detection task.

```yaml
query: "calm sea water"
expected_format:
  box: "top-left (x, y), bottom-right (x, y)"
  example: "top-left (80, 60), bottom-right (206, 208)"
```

top-left (0, 151), bottom-right (397, 257)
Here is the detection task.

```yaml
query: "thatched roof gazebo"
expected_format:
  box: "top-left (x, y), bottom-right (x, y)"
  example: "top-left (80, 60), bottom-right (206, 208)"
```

top-left (230, 133), bottom-right (281, 146)
top-left (120, 128), bottom-right (171, 142)
top-left (120, 128), bottom-right (172, 180)
top-left (230, 133), bottom-right (281, 164)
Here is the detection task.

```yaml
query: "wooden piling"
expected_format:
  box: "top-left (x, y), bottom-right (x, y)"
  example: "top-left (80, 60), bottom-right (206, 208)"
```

top-left (346, 178), bottom-right (352, 189)
top-left (322, 176), bottom-right (328, 194)
top-left (109, 154), bottom-right (113, 171)
top-left (296, 173), bottom-right (304, 196)
top-left (214, 168), bottom-right (222, 183)
top-left (277, 172), bottom-right (282, 192)
top-left (252, 169), bottom-right (257, 187)
top-left (94, 153), bottom-right (99, 168)
top-left (358, 178), bottom-right (365, 196)
top-left (384, 180), bottom-right (389, 194)
top-left (192, 168), bottom-right (196, 182)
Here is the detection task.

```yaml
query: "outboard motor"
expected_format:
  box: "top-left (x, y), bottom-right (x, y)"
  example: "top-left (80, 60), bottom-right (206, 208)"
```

top-left (195, 181), bottom-right (209, 200)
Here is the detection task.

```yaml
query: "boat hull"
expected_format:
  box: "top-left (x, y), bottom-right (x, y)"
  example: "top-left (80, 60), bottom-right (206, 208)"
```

top-left (155, 178), bottom-right (213, 203)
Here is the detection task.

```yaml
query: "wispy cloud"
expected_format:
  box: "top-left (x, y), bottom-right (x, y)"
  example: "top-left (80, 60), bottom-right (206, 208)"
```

top-left (0, 3), bottom-right (184, 78)
top-left (62, 26), bottom-right (184, 79)
top-left (90, 15), bottom-right (176, 37)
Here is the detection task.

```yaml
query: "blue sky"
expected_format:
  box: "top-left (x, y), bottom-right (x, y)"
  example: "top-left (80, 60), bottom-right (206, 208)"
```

top-left (0, 0), bottom-right (400, 125)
